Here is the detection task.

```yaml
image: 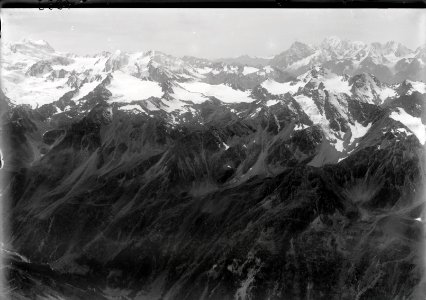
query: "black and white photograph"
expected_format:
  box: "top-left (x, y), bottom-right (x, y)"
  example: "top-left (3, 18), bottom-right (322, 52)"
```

top-left (0, 7), bottom-right (426, 299)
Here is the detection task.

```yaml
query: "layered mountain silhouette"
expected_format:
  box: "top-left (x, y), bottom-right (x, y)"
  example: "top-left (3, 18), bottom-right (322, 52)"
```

top-left (1, 37), bottom-right (426, 299)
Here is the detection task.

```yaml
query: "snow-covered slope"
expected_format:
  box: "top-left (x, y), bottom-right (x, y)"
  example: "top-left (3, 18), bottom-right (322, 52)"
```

top-left (269, 36), bottom-right (425, 83)
top-left (2, 37), bottom-right (424, 109)
top-left (390, 107), bottom-right (426, 145)
top-left (2, 38), bottom-right (426, 161)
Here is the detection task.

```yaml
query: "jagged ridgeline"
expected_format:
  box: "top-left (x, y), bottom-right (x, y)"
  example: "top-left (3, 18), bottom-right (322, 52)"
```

top-left (1, 37), bottom-right (426, 299)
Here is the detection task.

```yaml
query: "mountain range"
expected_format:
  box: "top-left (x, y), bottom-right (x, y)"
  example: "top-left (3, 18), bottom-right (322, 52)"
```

top-left (1, 36), bottom-right (426, 299)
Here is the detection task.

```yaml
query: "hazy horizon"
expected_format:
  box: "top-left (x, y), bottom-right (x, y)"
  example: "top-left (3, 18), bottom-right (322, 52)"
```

top-left (2, 9), bottom-right (425, 59)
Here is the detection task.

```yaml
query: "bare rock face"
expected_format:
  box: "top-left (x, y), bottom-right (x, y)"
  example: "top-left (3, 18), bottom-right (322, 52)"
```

top-left (86, 103), bottom-right (113, 126)
top-left (270, 42), bottom-right (317, 70)
top-left (25, 60), bottom-right (53, 77)
top-left (104, 51), bottom-right (130, 72)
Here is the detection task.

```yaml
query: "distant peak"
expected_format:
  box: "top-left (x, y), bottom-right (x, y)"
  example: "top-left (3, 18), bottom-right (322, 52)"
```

top-left (16, 38), bottom-right (55, 52)
top-left (237, 54), bottom-right (272, 60)
top-left (370, 40), bottom-right (413, 56)
top-left (32, 39), bottom-right (49, 46)
top-left (290, 41), bottom-right (309, 48)
top-left (321, 36), bottom-right (344, 48)
top-left (385, 40), bottom-right (397, 46)
top-left (322, 36), bottom-right (342, 43)
top-left (21, 38), bottom-right (49, 46)
top-left (288, 41), bottom-right (314, 52)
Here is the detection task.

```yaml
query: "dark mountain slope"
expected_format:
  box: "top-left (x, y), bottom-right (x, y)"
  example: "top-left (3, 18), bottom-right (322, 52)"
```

top-left (2, 90), bottom-right (425, 299)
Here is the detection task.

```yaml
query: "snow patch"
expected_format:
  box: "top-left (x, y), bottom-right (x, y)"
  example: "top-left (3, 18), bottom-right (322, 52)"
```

top-left (390, 108), bottom-right (426, 144)
top-left (379, 86), bottom-right (397, 101)
top-left (261, 79), bottom-right (302, 95)
top-left (294, 94), bottom-right (323, 125)
top-left (266, 99), bottom-right (279, 106)
top-left (196, 67), bottom-right (212, 74)
top-left (263, 66), bottom-right (273, 73)
top-left (337, 157), bottom-right (347, 163)
top-left (0, 150), bottom-right (4, 169)
top-left (407, 80), bottom-right (426, 94)
top-left (242, 66), bottom-right (259, 75)
top-left (322, 75), bottom-right (351, 94)
top-left (72, 77), bottom-right (104, 100)
top-left (2, 76), bottom-right (72, 108)
top-left (294, 123), bottom-right (309, 131)
top-left (396, 127), bottom-right (413, 135)
top-left (179, 81), bottom-right (255, 103)
top-left (348, 121), bottom-right (371, 144)
top-left (172, 84), bottom-right (208, 104)
top-left (143, 100), bottom-right (160, 111)
top-left (32, 39), bottom-right (49, 46)
top-left (294, 94), bottom-right (346, 152)
top-left (119, 104), bottom-right (143, 112)
top-left (287, 52), bottom-right (320, 70)
top-left (107, 71), bottom-right (163, 103)
top-left (333, 138), bottom-right (345, 152)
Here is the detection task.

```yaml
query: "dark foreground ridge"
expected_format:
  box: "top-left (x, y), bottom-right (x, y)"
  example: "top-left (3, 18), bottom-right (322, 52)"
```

top-left (1, 87), bottom-right (426, 299)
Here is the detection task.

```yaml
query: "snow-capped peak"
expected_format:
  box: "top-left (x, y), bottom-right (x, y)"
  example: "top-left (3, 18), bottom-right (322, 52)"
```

top-left (6, 38), bottom-right (56, 55)
top-left (370, 41), bottom-right (413, 58)
top-left (24, 38), bottom-right (49, 46)
top-left (19, 38), bottom-right (54, 50)
top-left (321, 36), bottom-right (343, 49)
top-left (288, 41), bottom-right (315, 53)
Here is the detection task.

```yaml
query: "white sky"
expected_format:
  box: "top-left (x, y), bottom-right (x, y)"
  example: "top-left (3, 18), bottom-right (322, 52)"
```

top-left (1, 9), bottom-right (425, 59)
